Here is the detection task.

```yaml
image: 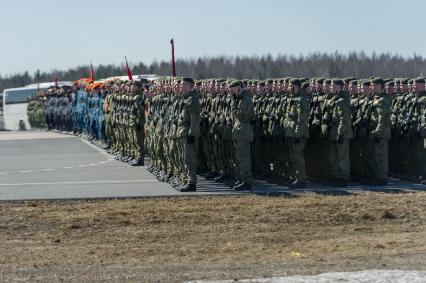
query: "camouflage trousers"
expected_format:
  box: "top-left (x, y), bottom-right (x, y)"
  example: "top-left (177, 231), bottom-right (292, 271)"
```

top-left (233, 139), bottom-right (253, 184)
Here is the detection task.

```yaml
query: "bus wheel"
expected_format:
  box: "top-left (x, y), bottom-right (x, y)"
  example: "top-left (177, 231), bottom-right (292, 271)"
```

top-left (19, 120), bottom-right (26, 131)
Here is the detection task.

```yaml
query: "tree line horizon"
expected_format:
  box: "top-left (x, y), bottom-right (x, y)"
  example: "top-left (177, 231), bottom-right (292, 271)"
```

top-left (2, 51), bottom-right (426, 92)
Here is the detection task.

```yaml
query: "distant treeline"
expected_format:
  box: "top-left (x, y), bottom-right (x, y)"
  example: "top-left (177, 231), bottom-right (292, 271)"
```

top-left (2, 51), bottom-right (426, 92)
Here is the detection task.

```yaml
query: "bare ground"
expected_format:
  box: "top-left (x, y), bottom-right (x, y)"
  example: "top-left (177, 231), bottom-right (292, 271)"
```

top-left (0, 192), bottom-right (425, 282)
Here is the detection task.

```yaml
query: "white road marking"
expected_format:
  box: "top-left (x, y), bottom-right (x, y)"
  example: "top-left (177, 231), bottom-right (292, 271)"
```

top-left (18, 170), bottom-right (33, 173)
top-left (63, 166), bottom-right (72, 169)
top-left (42, 168), bottom-right (55, 171)
top-left (77, 165), bottom-right (87, 168)
top-left (0, 179), bottom-right (158, 187)
top-left (0, 172), bottom-right (8, 175)
top-left (89, 163), bottom-right (96, 166)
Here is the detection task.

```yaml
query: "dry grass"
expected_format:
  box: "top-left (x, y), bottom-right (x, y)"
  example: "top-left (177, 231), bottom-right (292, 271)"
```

top-left (0, 192), bottom-right (425, 282)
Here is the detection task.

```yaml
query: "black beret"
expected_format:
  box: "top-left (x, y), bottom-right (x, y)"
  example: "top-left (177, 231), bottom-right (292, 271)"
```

top-left (362, 80), bottom-right (371, 86)
top-left (182, 77), bottom-right (195, 84)
top-left (349, 80), bottom-right (358, 86)
top-left (267, 79), bottom-right (274, 84)
top-left (332, 78), bottom-right (344, 86)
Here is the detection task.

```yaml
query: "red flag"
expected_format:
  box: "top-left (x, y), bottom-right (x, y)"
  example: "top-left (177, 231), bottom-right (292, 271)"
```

top-left (170, 38), bottom-right (176, 77)
top-left (125, 56), bottom-right (133, 81)
top-left (89, 63), bottom-right (95, 81)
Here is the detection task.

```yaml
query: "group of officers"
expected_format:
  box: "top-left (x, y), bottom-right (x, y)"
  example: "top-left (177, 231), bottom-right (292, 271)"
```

top-left (27, 75), bottom-right (426, 191)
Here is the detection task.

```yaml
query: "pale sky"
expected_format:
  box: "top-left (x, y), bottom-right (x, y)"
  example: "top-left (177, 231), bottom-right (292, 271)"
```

top-left (1, 0), bottom-right (426, 76)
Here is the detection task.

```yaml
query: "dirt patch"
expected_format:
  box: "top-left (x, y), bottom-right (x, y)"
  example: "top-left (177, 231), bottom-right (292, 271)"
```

top-left (0, 192), bottom-right (425, 282)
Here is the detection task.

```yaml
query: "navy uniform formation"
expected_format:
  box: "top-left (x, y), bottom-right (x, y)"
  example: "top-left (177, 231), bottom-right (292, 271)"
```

top-left (28, 76), bottom-right (426, 192)
top-left (32, 86), bottom-right (74, 133)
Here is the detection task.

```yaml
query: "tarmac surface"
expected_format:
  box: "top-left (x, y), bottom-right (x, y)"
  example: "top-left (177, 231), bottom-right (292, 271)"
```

top-left (0, 131), bottom-right (425, 201)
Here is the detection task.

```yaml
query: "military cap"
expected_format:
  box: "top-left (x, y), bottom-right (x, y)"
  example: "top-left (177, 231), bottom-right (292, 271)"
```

top-left (289, 78), bottom-right (301, 87)
top-left (371, 77), bottom-right (384, 86)
top-left (301, 82), bottom-right (310, 89)
top-left (195, 80), bottom-right (202, 86)
top-left (414, 78), bottom-right (425, 83)
top-left (316, 78), bottom-right (325, 84)
top-left (325, 79), bottom-right (332, 84)
top-left (259, 81), bottom-right (266, 87)
top-left (349, 80), bottom-right (358, 86)
top-left (278, 79), bottom-right (284, 83)
top-left (331, 78), bottom-right (344, 86)
top-left (408, 79), bottom-right (414, 84)
top-left (133, 81), bottom-right (142, 88)
top-left (400, 78), bottom-right (409, 84)
top-left (182, 77), bottom-right (194, 84)
top-left (385, 81), bottom-right (395, 86)
top-left (344, 77), bottom-right (356, 83)
top-left (267, 79), bottom-right (274, 84)
top-left (252, 80), bottom-right (259, 85)
top-left (228, 80), bottom-right (242, 88)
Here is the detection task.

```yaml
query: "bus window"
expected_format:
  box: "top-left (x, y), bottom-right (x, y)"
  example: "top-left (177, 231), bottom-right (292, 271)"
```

top-left (4, 89), bottom-right (36, 104)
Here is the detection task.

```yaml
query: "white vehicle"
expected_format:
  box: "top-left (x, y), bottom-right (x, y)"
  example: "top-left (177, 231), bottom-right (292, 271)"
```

top-left (0, 92), bottom-right (4, 130)
top-left (2, 81), bottom-right (72, 130)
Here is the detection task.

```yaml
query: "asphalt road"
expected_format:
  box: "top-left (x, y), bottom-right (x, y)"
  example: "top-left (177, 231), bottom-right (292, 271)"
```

top-left (0, 131), bottom-right (425, 201)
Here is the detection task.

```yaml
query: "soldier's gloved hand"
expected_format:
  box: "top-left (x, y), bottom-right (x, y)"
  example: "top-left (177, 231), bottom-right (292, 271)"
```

top-left (187, 135), bottom-right (195, 144)
top-left (336, 135), bottom-right (343, 144)
top-left (294, 137), bottom-right (301, 144)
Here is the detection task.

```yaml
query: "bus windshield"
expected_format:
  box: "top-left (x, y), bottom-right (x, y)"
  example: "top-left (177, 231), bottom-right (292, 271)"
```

top-left (4, 89), bottom-right (37, 104)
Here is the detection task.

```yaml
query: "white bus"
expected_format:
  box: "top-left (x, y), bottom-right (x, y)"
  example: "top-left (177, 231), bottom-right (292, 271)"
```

top-left (0, 92), bottom-right (4, 130)
top-left (2, 82), bottom-right (72, 130)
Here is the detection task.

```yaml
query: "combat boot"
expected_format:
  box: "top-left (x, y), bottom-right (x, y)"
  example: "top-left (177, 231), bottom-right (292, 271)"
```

top-left (289, 180), bottom-right (307, 189)
top-left (232, 182), bottom-right (252, 191)
top-left (179, 183), bottom-right (196, 192)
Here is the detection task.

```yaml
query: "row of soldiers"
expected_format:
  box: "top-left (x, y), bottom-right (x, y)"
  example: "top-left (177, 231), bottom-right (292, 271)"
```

top-left (27, 79), bottom-right (146, 166)
top-left (28, 75), bottom-right (426, 191)
top-left (145, 76), bottom-right (426, 190)
top-left (27, 87), bottom-right (74, 132)
top-left (145, 77), bottom-right (253, 191)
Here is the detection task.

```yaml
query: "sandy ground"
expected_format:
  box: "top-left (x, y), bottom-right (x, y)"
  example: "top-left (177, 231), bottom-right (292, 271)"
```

top-left (0, 192), bottom-right (425, 282)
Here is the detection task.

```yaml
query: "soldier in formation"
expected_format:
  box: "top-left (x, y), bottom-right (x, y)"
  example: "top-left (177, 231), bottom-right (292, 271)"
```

top-left (28, 74), bottom-right (426, 190)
